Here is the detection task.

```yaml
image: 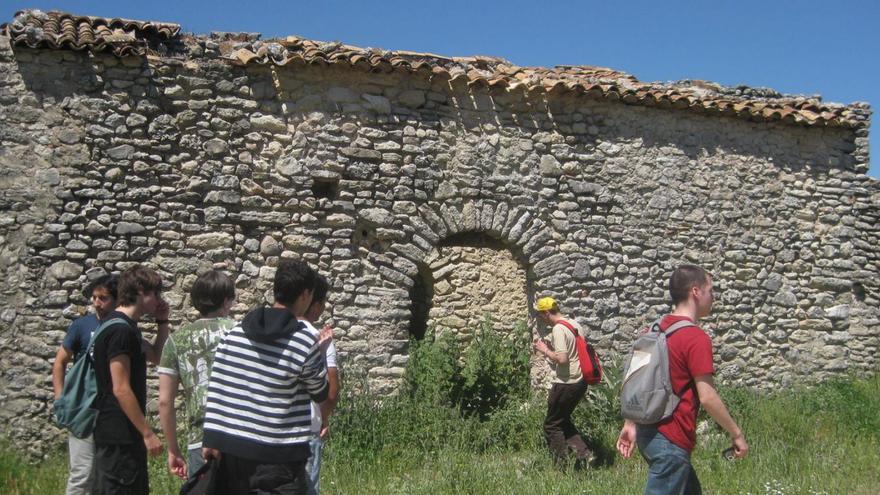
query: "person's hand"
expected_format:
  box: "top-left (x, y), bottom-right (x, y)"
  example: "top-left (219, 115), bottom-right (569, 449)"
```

top-left (320, 425), bottom-right (330, 440)
top-left (202, 447), bottom-right (221, 462)
top-left (616, 422), bottom-right (637, 459)
top-left (168, 452), bottom-right (187, 479)
top-left (155, 298), bottom-right (170, 321)
top-left (532, 339), bottom-right (549, 355)
top-left (143, 430), bottom-right (162, 457)
top-left (732, 432), bottom-right (749, 459)
top-left (318, 325), bottom-right (333, 352)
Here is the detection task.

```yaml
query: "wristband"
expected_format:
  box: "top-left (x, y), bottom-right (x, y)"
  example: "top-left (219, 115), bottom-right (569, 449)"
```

top-left (156, 319), bottom-right (170, 325)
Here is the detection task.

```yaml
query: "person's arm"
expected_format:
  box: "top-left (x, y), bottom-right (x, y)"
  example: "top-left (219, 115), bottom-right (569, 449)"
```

top-left (533, 325), bottom-right (569, 365)
top-left (52, 346), bottom-right (74, 399)
top-left (158, 373), bottom-right (186, 479)
top-left (616, 419), bottom-right (637, 458)
top-left (109, 354), bottom-right (162, 456)
top-left (143, 299), bottom-right (171, 365)
top-left (695, 374), bottom-right (749, 458)
top-left (319, 367), bottom-right (340, 438)
top-left (533, 339), bottom-right (569, 365)
top-left (326, 367), bottom-right (340, 410)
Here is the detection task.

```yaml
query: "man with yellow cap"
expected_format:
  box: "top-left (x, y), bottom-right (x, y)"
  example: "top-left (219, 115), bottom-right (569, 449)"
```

top-left (533, 296), bottom-right (595, 467)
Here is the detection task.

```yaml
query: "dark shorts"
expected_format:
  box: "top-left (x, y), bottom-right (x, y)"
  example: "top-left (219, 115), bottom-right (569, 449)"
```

top-left (92, 442), bottom-right (148, 495)
top-left (215, 452), bottom-right (308, 495)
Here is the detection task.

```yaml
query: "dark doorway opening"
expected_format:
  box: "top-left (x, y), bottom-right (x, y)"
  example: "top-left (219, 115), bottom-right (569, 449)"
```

top-left (408, 263), bottom-right (434, 340)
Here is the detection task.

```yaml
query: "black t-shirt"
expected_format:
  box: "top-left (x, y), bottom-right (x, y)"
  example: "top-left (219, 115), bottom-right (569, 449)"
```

top-left (92, 311), bottom-right (147, 445)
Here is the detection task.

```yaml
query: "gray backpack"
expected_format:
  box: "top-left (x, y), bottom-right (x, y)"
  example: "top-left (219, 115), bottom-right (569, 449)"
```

top-left (619, 319), bottom-right (696, 424)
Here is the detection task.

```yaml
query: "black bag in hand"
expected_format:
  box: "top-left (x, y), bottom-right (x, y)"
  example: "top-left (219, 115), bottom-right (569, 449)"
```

top-left (179, 458), bottom-right (218, 495)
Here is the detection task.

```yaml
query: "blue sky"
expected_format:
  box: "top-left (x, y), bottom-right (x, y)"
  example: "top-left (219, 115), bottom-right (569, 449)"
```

top-left (7, 0), bottom-right (878, 177)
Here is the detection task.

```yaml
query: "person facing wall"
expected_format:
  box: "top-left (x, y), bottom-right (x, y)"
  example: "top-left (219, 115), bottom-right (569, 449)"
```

top-left (158, 270), bottom-right (236, 481)
top-left (532, 296), bottom-right (596, 468)
top-left (201, 259), bottom-right (332, 495)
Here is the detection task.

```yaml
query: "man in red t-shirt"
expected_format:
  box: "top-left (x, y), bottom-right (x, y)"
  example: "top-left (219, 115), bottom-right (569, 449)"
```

top-left (616, 265), bottom-right (748, 495)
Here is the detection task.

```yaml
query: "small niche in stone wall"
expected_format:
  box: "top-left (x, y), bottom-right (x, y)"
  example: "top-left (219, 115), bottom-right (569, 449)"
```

top-left (852, 282), bottom-right (866, 302)
top-left (311, 176), bottom-right (339, 200)
top-left (353, 223), bottom-right (382, 252)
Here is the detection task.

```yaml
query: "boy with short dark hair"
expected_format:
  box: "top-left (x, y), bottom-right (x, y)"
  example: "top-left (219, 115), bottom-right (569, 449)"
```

top-left (158, 270), bottom-right (236, 481)
top-left (91, 265), bottom-right (171, 495)
top-left (202, 259), bottom-right (330, 495)
top-left (617, 264), bottom-right (748, 495)
top-left (52, 275), bottom-right (118, 495)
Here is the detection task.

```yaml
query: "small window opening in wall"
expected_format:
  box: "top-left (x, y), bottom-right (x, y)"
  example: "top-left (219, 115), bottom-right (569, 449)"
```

top-left (312, 177), bottom-right (339, 200)
top-left (852, 282), bottom-right (866, 302)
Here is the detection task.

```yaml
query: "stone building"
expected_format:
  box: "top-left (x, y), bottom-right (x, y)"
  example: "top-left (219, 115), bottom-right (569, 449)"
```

top-left (0, 9), bottom-right (877, 455)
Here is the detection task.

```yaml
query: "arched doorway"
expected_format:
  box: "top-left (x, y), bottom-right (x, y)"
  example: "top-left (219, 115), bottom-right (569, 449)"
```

top-left (408, 232), bottom-right (530, 343)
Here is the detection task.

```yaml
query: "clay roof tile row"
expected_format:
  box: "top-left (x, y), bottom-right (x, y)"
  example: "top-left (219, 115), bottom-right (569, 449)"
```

top-left (2, 9), bottom-right (868, 129)
top-left (2, 9), bottom-right (179, 57)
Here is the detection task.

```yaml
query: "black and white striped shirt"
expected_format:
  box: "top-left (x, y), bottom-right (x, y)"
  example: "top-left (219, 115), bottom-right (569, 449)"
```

top-left (202, 307), bottom-right (328, 462)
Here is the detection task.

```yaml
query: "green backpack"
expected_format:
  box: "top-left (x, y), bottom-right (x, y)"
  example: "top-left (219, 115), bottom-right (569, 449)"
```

top-left (53, 318), bottom-right (127, 438)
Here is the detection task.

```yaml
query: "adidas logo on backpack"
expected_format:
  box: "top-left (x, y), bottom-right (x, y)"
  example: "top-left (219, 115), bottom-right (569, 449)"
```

top-left (626, 394), bottom-right (641, 410)
top-left (619, 319), bottom-right (696, 424)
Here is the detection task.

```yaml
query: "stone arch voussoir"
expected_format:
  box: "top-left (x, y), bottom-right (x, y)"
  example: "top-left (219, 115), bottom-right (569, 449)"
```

top-left (390, 199), bottom-right (568, 313)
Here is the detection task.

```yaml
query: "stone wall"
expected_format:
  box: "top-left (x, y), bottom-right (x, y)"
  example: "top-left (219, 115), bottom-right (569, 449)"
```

top-left (0, 32), bottom-right (878, 455)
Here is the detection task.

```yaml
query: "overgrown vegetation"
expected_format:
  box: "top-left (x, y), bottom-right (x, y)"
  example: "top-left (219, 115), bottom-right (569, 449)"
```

top-left (405, 317), bottom-right (532, 416)
top-left (3, 319), bottom-right (878, 494)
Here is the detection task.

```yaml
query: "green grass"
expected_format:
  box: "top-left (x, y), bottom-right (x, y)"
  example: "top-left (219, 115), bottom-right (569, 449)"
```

top-left (4, 373), bottom-right (878, 495)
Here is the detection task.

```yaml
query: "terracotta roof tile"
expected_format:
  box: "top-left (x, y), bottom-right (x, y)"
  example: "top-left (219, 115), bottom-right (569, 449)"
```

top-left (2, 9), bottom-right (180, 57)
top-left (2, 9), bottom-right (868, 129)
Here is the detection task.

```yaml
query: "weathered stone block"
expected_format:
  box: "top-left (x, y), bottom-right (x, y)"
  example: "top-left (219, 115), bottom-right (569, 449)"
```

top-left (398, 90), bottom-right (426, 108)
top-left (106, 144), bottom-right (135, 160)
top-left (362, 94), bottom-right (391, 114)
top-left (250, 114), bottom-right (287, 133)
top-left (47, 261), bottom-right (82, 280)
top-left (340, 147), bottom-right (382, 161)
top-left (359, 208), bottom-right (394, 227)
top-left (115, 222), bottom-right (146, 235)
top-left (187, 232), bottom-right (234, 250)
top-left (202, 138), bottom-right (226, 156)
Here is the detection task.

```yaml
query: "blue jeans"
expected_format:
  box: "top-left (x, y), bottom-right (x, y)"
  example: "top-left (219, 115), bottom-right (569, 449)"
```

top-left (304, 437), bottom-right (322, 495)
top-left (636, 426), bottom-right (701, 495)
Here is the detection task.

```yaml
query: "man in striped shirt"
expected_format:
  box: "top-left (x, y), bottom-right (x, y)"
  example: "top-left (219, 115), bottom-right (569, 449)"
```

top-left (202, 259), bottom-right (331, 494)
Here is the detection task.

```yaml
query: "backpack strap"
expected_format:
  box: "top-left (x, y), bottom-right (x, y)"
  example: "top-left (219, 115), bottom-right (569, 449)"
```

top-left (663, 319), bottom-right (698, 337)
top-left (678, 379), bottom-right (696, 397)
top-left (556, 319), bottom-right (579, 337)
top-left (659, 318), bottom-right (700, 397)
top-left (86, 317), bottom-right (129, 355)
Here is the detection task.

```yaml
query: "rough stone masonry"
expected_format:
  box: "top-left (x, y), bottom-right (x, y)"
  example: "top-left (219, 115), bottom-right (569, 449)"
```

top-left (0, 9), bottom-right (877, 456)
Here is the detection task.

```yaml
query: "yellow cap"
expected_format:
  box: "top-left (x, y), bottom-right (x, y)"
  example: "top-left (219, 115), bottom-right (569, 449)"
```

top-left (534, 296), bottom-right (558, 312)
